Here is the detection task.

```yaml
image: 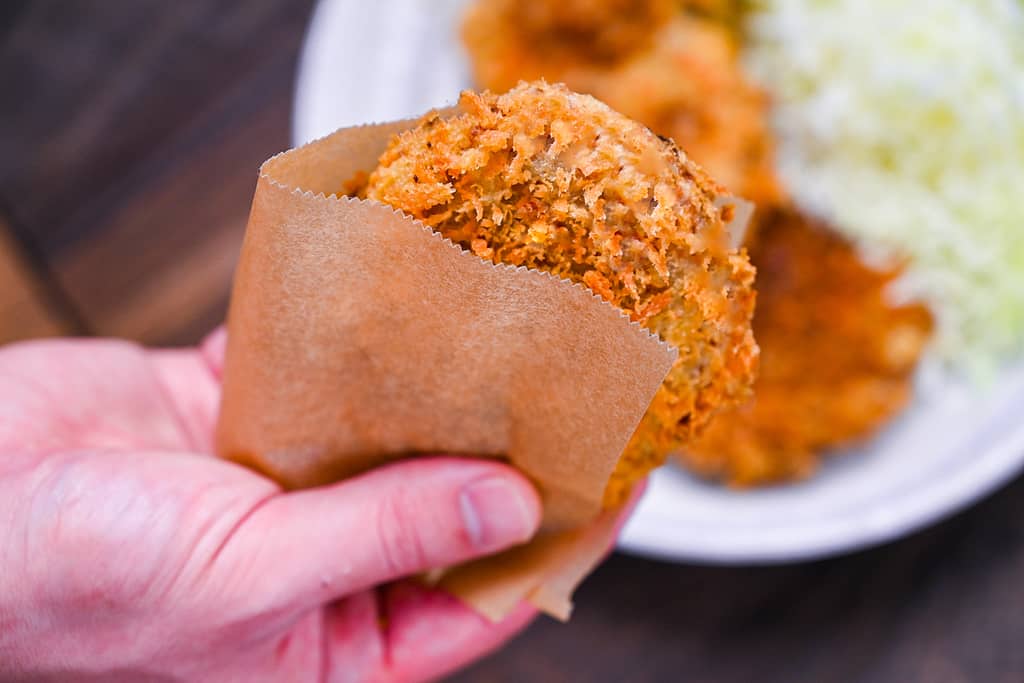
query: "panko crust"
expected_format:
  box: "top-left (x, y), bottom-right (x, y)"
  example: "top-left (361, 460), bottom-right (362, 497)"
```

top-left (568, 16), bottom-right (782, 207)
top-left (363, 81), bottom-right (758, 505)
top-left (682, 210), bottom-right (933, 486)
top-left (463, 1), bottom-right (780, 205)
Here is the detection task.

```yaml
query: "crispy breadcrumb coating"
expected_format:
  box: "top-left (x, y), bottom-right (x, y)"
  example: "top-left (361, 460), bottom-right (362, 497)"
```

top-left (462, 0), bottom-right (933, 488)
top-left (570, 16), bottom-right (782, 206)
top-left (463, 2), bottom-right (780, 205)
top-left (682, 210), bottom-right (933, 485)
top-left (363, 82), bottom-right (758, 505)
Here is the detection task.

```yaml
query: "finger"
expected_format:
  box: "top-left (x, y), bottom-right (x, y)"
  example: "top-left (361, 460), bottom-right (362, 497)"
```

top-left (200, 325), bottom-right (227, 378)
top-left (366, 483), bottom-right (643, 683)
top-left (0, 339), bottom-right (193, 453)
top-left (323, 590), bottom-right (385, 683)
top-left (216, 458), bottom-right (541, 615)
top-left (611, 478), bottom-right (647, 541)
top-left (147, 349), bottom-right (221, 453)
top-left (330, 483), bottom-right (640, 683)
top-left (376, 582), bottom-right (535, 683)
top-left (585, 477), bottom-right (647, 575)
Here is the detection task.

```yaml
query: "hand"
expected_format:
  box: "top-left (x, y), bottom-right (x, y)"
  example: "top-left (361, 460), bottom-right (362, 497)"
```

top-left (0, 330), bottom-right (544, 682)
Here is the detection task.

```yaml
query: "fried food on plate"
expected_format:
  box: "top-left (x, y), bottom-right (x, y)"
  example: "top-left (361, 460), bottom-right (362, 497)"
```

top-left (463, 2), bottom-right (781, 205)
top-left (681, 0), bottom-right (741, 20)
top-left (572, 15), bottom-right (780, 206)
top-left (681, 210), bottom-right (933, 485)
top-left (463, 0), bottom-right (675, 89)
top-left (364, 81), bottom-right (758, 504)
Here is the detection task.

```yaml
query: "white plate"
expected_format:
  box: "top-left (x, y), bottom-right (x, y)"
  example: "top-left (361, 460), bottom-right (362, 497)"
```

top-left (292, 0), bottom-right (1024, 565)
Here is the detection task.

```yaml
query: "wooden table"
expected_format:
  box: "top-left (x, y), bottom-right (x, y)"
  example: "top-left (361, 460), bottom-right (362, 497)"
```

top-left (3, 2), bottom-right (1022, 680)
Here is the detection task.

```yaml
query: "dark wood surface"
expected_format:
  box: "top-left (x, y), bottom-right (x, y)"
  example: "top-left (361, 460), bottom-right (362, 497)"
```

top-left (2, 2), bottom-right (1022, 681)
top-left (0, 215), bottom-right (69, 344)
top-left (0, 0), bottom-right (306, 344)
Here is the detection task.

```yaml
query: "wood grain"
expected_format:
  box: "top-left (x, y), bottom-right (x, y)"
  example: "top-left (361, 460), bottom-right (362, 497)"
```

top-left (0, 0), bottom-right (313, 345)
top-left (0, 217), bottom-right (67, 344)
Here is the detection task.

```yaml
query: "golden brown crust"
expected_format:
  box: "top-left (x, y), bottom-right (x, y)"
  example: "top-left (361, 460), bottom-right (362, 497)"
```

top-left (462, 2), bottom-right (780, 205)
top-left (570, 16), bottom-right (782, 207)
top-left (463, 0), bottom-right (676, 86)
top-left (681, 210), bottom-right (933, 486)
top-left (679, 0), bottom-right (743, 26)
top-left (363, 81), bottom-right (758, 505)
top-left (461, 1), bottom-right (932, 489)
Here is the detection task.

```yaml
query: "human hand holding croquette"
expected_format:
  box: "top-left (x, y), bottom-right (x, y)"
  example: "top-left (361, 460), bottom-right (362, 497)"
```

top-left (0, 80), bottom-right (756, 678)
top-left (0, 330), bottom-right (547, 682)
top-left (216, 80), bottom-right (753, 621)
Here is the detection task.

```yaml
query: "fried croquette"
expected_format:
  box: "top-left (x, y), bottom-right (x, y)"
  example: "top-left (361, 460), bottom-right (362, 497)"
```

top-left (681, 210), bottom-right (933, 486)
top-left (679, 0), bottom-right (743, 26)
top-left (463, 1), bottom-right (781, 205)
top-left (363, 81), bottom-right (758, 505)
top-left (463, 0), bottom-right (676, 88)
top-left (569, 16), bottom-right (782, 206)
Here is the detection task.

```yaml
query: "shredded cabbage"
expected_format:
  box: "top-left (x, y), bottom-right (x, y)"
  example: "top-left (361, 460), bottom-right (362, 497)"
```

top-left (744, 0), bottom-right (1024, 374)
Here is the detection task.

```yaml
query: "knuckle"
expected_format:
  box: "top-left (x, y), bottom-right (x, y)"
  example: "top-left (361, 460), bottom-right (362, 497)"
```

top-left (374, 490), bottom-right (430, 576)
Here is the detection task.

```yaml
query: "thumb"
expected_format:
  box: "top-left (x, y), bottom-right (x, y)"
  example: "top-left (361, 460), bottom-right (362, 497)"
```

top-left (212, 457), bottom-right (541, 615)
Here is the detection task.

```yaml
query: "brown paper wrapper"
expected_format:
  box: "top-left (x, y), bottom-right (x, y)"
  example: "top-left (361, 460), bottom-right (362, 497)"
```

top-left (215, 118), bottom-right (677, 621)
